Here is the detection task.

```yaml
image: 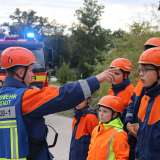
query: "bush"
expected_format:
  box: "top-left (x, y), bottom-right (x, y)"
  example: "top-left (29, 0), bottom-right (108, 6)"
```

top-left (56, 63), bottom-right (77, 84)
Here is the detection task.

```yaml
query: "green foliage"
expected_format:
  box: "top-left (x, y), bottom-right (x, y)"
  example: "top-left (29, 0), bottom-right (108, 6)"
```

top-left (76, 0), bottom-right (104, 28)
top-left (2, 8), bottom-right (65, 38)
top-left (93, 21), bottom-right (160, 99)
top-left (55, 63), bottom-right (77, 84)
top-left (69, 0), bottom-right (112, 78)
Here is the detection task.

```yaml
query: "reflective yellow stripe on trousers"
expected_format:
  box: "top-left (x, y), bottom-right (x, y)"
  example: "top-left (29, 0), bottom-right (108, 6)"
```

top-left (0, 120), bottom-right (26, 160)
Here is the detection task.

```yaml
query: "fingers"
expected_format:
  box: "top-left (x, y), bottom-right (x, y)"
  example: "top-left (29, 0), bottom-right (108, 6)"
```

top-left (104, 70), bottom-right (115, 83)
top-left (127, 123), bottom-right (139, 138)
top-left (96, 69), bottom-right (116, 83)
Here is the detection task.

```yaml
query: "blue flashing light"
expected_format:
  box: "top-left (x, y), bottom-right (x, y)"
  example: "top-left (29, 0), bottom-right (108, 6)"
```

top-left (26, 32), bottom-right (35, 39)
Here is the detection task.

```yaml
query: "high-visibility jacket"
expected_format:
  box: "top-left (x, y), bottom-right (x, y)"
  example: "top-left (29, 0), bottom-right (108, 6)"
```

top-left (0, 87), bottom-right (28, 160)
top-left (87, 118), bottom-right (129, 160)
top-left (1, 76), bottom-right (100, 160)
top-left (69, 107), bottom-right (98, 160)
top-left (125, 80), bottom-right (144, 160)
top-left (136, 84), bottom-right (160, 160)
top-left (108, 79), bottom-right (134, 122)
top-left (108, 79), bottom-right (134, 110)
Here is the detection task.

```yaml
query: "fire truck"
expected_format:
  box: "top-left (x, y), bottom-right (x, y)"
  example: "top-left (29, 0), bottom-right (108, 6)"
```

top-left (0, 36), bottom-right (49, 88)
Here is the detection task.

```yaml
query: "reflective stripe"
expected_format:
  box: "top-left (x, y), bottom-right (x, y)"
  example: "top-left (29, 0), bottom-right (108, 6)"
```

top-left (126, 113), bottom-right (133, 118)
top-left (106, 136), bottom-right (115, 160)
top-left (0, 120), bottom-right (24, 159)
top-left (78, 80), bottom-right (91, 99)
top-left (10, 127), bottom-right (19, 159)
top-left (0, 120), bottom-right (16, 128)
top-left (106, 129), bottom-right (123, 160)
top-left (32, 75), bottom-right (46, 82)
top-left (0, 158), bottom-right (26, 160)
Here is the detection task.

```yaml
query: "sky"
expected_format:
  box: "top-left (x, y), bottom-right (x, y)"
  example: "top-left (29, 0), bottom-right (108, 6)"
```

top-left (0, 0), bottom-right (158, 31)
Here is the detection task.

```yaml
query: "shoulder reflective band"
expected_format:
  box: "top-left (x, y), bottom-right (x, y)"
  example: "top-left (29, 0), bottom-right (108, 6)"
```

top-left (0, 120), bottom-right (26, 160)
top-left (78, 80), bottom-right (91, 99)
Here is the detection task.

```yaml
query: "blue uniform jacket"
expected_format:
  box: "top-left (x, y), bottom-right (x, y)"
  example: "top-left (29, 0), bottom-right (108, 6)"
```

top-left (4, 76), bottom-right (100, 160)
top-left (136, 84), bottom-right (160, 160)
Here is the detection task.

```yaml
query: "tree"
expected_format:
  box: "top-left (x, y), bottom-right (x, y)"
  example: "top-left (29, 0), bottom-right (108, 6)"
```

top-left (1, 8), bottom-right (65, 39)
top-left (0, 8), bottom-right (68, 72)
top-left (70, 0), bottom-right (111, 78)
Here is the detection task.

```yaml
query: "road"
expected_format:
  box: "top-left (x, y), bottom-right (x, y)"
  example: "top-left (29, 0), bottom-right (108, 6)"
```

top-left (45, 114), bottom-right (72, 160)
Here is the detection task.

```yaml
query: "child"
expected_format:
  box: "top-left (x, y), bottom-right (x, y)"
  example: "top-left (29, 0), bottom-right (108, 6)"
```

top-left (69, 98), bottom-right (98, 160)
top-left (126, 37), bottom-right (160, 129)
top-left (108, 58), bottom-right (134, 122)
top-left (87, 95), bottom-right (129, 160)
top-left (135, 47), bottom-right (160, 159)
top-left (125, 37), bottom-right (160, 160)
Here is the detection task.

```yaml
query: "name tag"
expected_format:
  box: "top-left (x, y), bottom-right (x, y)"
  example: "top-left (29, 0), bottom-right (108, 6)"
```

top-left (0, 106), bottom-right (16, 119)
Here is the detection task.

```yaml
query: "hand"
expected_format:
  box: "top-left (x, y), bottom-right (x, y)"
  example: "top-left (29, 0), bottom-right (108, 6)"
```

top-left (96, 68), bottom-right (118, 83)
top-left (127, 122), bottom-right (139, 138)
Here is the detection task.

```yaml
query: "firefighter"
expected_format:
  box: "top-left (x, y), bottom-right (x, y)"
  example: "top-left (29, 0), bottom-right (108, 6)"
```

top-left (69, 97), bottom-right (98, 160)
top-left (87, 95), bottom-right (129, 160)
top-left (107, 58), bottom-right (134, 122)
top-left (125, 37), bottom-right (160, 160)
top-left (136, 47), bottom-right (160, 160)
top-left (0, 47), bottom-right (116, 160)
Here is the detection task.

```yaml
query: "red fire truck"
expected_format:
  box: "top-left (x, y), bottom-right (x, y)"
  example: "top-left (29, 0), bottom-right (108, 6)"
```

top-left (0, 37), bottom-right (48, 87)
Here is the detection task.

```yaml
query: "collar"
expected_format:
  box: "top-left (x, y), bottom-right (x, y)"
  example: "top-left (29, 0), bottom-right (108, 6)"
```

top-left (100, 117), bottom-right (124, 130)
top-left (112, 79), bottom-right (130, 95)
top-left (145, 83), bottom-right (160, 97)
top-left (4, 77), bottom-right (27, 88)
top-left (74, 106), bottom-right (91, 119)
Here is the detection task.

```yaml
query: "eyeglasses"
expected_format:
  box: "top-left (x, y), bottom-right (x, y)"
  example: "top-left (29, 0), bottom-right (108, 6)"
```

top-left (138, 67), bottom-right (156, 74)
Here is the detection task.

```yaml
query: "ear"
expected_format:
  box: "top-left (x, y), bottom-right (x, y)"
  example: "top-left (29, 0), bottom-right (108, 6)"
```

top-left (15, 67), bottom-right (25, 78)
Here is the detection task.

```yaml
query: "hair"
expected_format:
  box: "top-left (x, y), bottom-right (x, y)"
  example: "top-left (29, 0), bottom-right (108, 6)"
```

top-left (120, 69), bottom-right (130, 79)
top-left (144, 45), bottom-right (156, 51)
top-left (6, 66), bottom-right (26, 76)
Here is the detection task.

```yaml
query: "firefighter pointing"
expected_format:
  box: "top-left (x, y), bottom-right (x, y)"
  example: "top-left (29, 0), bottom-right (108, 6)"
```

top-left (0, 46), bottom-right (116, 160)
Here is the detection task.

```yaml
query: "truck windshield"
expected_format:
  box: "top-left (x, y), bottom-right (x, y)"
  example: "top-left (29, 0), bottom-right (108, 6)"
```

top-left (31, 49), bottom-right (45, 71)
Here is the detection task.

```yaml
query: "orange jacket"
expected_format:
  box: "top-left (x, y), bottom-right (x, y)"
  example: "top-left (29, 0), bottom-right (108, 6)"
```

top-left (108, 80), bottom-right (134, 110)
top-left (72, 113), bottom-right (98, 139)
top-left (136, 84), bottom-right (160, 159)
top-left (125, 80), bottom-right (144, 123)
top-left (87, 118), bottom-right (129, 160)
top-left (69, 108), bottom-right (98, 160)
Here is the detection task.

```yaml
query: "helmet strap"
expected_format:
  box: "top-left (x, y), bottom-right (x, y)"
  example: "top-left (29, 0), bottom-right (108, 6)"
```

top-left (14, 66), bottom-right (28, 84)
top-left (22, 66), bottom-right (28, 82)
top-left (156, 68), bottom-right (160, 80)
top-left (122, 71), bottom-right (129, 80)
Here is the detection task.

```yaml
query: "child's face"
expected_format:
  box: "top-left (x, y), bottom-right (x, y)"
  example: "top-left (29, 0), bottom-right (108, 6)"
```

top-left (111, 69), bottom-right (124, 85)
top-left (138, 64), bottom-right (158, 87)
top-left (75, 99), bottom-right (90, 110)
top-left (98, 106), bottom-right (113, 123)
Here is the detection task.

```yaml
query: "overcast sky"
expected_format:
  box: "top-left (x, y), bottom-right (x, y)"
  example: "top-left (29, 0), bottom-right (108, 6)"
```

top-left (0, 0), bottom-right (158, 31)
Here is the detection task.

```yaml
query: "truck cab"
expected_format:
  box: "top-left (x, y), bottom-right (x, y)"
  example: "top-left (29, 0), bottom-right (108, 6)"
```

top-left (0, 37), bottom-right (48, 88)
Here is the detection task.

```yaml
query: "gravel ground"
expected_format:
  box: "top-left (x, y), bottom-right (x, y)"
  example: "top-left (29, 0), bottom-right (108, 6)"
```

top-left (45, 114), bottom-right (72, 160)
